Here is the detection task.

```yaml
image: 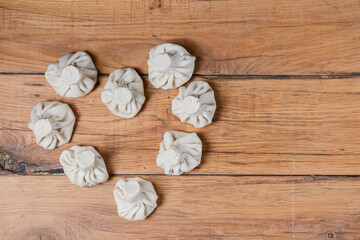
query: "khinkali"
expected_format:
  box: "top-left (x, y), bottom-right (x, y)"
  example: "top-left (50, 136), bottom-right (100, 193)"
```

top-left (45, 51), bottom-right (98, 98)
top-left (101, 68), bottom-right (145, 118)
top-left (157, 131), bottom-right (202, 175)
top-left (172, 81), bottom-right (216, 128)
top-left (28, 101), bottom-right (75, 149)
top-left (113, 177), bottom-right (158, 221)
top-left (148, 43), bottom-right (196, 89)
top-left (59, 146), bottom-right (109, 187)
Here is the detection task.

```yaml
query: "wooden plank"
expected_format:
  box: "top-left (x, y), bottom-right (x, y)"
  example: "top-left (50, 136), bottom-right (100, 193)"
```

top-left (2, 75), bottom-right (360, 126)
top-left (3, 129), bottom-right (360, 175)
top-left (1, 75), bottom-right (360, 175)
top-left (0, 175), bottom-right (359, 239)
top-left (1, 0), bottom-right (360, 74)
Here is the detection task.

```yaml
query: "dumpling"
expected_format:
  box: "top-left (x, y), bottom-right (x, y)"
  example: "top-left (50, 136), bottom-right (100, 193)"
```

top-left (59, 146), bottom-right (109, 187)
top-left (45, 51), bottom-right (98, 98)
top-left (172, 81), bottom-right (216, 128)
top-left (101, 68), bottom-right (145, 118)
top-left (28, 101), bottom-right (75, 149)
top-left (148, 43), bottom-right (196, 89)
top-left (113, 177), bottom-right (158, 221)
top-left (157, 131), bottom-right (202, 175)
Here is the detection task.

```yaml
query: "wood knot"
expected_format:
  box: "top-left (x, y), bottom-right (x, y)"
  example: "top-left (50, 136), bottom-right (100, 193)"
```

top-left (23, 227), bottom-right (63, 240)
top-left (0, 150), bottom-right (25, 174)
top-left (149, 0), bottom-right (161, 10)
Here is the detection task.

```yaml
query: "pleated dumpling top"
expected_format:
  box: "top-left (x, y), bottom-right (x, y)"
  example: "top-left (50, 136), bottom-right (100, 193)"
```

top-left (59, 146), bottom-right (109, 187)
top-left (172, 81), bottom-right (216, 128)
top-left (101, 68), bottom-right (145, 118)
top-left (148, 43), bottom-right (195, 89)
top-left (113, 177), bottom-right (158, 221)
top-left (157, 131), bottom-right (202, 175)
top-left (28, 101), bottom-right (75, 149)
top-left (45, 51), bottom-right (98, 98)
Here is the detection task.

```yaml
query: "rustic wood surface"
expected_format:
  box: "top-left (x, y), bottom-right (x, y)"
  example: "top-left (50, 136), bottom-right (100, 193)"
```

top-left (1, 75), bottom-right (360, 175)
top-left (1, 0), bottom-right (360, 74)
top-left (1, 0), bottom-right (360, 239)
top-left (1, 176), bottom-right (360, 240)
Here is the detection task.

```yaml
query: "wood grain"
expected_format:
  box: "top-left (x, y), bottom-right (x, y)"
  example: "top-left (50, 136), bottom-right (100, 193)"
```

top-left (0, 175), bottom-right (359, 240)
top-left (1, 0), bottom-right (360, 74)
top-left (1, 75), bottom-right (360, 175)
top-left (2, 0), bottom-right (360, 239)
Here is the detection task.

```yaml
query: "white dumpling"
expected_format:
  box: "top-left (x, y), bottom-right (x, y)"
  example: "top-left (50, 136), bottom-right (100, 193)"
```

top-left (172, 81), bottom-right (216, 128)
top-left (101, 68), bottom-right (145, 118)
top-left (28, 101), bottom-right (75, 149)
top-left (157, 131), bottom-right (202, 175)
top-left (59, 146), bottom-right (109, 187)
top-left (45, 51), bottom-right (98, 98)
top-left (148, 43), bottom-right (196, 90)
top-left (113, 177), bottom-right (158, 221)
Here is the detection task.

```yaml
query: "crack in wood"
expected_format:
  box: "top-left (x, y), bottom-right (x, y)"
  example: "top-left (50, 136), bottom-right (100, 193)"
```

top-left (0, 150), bottom-right (26, 174)
top-left (33, 168), bottom-right (64, 174)
top-left (0, 150), bottom-right (63, 175)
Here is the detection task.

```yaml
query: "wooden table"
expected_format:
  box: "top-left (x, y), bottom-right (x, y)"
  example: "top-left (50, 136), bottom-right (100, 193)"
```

top-left (1, 0), bottom-right (360, 239)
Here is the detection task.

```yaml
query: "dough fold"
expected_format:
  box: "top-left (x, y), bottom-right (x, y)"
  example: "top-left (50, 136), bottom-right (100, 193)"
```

top-left (45, 51), bottom-right (98, 98)
top-left (28, 101), bottom-right (75, 149)
top-left (148, 43), bottom-right (195, 89)
top-left (113, 177), bottom-right (158, 220)
top-left (101, 68), bottom-right (145, 118)
top-left (172, 81), bottom-right (216, 128)
top-left (157, 131), bottom-right (202, 175)
top-left (59, 146), bottom-right (109, 187)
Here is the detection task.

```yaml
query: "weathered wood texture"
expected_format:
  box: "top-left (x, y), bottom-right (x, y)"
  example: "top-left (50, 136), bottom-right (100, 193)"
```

top-left (1, 175), bottom-right (359, 240)
top-left (1, 0), bottom-right (360, 74)
top-left (2, 1), bottom-right (360, 239)
top-left (1, 75), bottom-right (360, 175)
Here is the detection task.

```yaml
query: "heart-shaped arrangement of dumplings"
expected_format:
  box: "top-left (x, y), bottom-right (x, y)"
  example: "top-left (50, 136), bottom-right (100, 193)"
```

top-left (29, 43), bottom-right (217, 221)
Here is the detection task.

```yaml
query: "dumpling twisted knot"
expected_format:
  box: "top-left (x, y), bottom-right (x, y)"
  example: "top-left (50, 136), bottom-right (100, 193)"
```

top-left (28, 101), bottom-right (75, 149)
top-left (101, 68), bottom-right (145, 118)
top-left (157, 131), bottom-right (202, 175)
top-left (172, 81), bottom-right (216, 128)
top-left (113, 177), bottom-right (158, 221)
top-left (148, 43), bottom-right (195, 89)
top-left (45, 51), bottom-right (98, 98)
top-left (59, 146), bottom-right (109, 187)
